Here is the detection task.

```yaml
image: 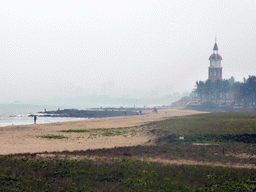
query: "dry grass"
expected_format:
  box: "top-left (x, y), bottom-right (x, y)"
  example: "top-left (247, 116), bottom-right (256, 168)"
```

top-left (16, 152), bottom-right (256, 169)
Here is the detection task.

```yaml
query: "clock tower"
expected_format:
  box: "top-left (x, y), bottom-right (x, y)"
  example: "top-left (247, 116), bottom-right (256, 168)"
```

top-left (208, 40), bottom-right (222, 82)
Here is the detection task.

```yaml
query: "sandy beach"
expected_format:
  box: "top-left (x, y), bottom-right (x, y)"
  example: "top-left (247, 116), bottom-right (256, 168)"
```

top-left (0, 109), bottom-right (206, 155)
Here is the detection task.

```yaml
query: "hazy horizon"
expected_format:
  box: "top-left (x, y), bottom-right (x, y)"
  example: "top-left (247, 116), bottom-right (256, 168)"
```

top-left (1, 1), bottom-right (255, 104)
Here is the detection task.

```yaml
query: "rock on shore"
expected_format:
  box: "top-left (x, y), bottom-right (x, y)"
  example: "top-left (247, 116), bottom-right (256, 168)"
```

top-left (30, 108), bottom-right (142, 118)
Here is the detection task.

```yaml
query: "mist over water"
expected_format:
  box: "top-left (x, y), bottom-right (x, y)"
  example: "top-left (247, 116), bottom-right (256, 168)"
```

top-left (0, 104), bottom-right (85, 127)
top-left (0, 92), bottom-right (181, 127)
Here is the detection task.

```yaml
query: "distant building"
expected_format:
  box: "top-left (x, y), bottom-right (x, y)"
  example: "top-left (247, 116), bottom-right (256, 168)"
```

top-left (208, 40), bottom-right (222, 82)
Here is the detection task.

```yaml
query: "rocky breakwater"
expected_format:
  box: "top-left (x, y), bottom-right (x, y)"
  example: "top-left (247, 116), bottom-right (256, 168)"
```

top-left (30, 108), bottom-right (143, 118)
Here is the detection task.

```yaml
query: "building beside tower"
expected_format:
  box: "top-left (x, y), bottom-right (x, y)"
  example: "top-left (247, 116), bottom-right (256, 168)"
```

top-left (208, 41), bottom-right (222, 82)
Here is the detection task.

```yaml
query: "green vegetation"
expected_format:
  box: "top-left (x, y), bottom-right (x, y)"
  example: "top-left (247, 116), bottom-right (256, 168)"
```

top-left (61, 111), bottom-right (256, 143)
top-left (35, 144), bottom-right (256, 165)
top-left (148, 111), bottom-right (256, 144)
top-left (194, 75), bottom-right (256, 106)
top-left (1, 111), bottom-right (256, 191)
top-left (61, 129), bottom-right (90, 133)
top-left (0, 156), bottom-right (256, 191)
top-left (61, 128), bottom-right (130, 138)
top-left (159, 133), bottom-right (256, 144)
top-left (40, 135), bottom-right (68, 139)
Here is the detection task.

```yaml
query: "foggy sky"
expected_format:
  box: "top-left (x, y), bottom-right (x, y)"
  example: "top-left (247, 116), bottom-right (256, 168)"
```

top-left (0, 0), bottom-right (256, 103)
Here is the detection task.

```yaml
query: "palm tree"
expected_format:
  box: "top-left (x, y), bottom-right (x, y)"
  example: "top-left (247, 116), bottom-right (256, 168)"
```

top-left (221, 80), bottom-right (230, 103)
top-left (213, 79), bottom-right (222, 102)
top-left (246, 75), bottom-right (256, 106)
top-left (195, 81), bottom-right (204, 103)
top-left (232, 81), bottom-right (241, 106)
top-left (228, 76), bottom-right (235, 86)
top-left (239, 82), bottom-right (250, 107)
top-left (204, 79), bottom-right (213, 101)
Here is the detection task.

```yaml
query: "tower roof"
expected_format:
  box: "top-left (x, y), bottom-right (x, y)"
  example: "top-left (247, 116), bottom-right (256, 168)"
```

top-left (213, 43), bottom-right (218, 50)
top-left (209, 53), bottom-right (222, 60)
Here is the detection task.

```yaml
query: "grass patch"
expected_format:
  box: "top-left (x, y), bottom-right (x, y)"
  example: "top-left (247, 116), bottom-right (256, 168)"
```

top-left (157, 133), bottom-right (256, 144)
top-left (146, 111), bottom-right (256, 144)
top-left (40, 135), bottom-right (68, 139)
top-left (61, 128), bottom-right (130, 138)
top-left (62, 130), bottom-right (90, 133)
top-left (1, 155), bottom-right (256, 191)
top-left (41, 144), bottom-right (256, 165)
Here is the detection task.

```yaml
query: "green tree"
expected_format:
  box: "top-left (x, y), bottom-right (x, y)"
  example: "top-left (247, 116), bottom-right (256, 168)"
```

top-left (204, 79), bottom-right (213, 101)
top-left (244, 75), bottom-right (256, 106)
top-left (221, 80), bottom-right (230, 103)
top-left (195, 81), bottom-right (205, 103)
top-left (213, 79), bottom-right (222, 101)
top-left (239, 82), bottom-right (250, 107)
top-left (228, 76), bottom-right (235, 86)
top-left (232, 81), bottom-right (241, 106)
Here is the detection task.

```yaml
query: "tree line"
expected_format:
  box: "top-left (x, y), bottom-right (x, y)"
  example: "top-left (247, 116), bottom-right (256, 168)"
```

top-left (194, 75), bottom-right (256, 107)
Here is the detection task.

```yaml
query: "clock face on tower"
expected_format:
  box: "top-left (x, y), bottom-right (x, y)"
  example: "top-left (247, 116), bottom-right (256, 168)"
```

top-left (212, 60), bottom-right (219, 67)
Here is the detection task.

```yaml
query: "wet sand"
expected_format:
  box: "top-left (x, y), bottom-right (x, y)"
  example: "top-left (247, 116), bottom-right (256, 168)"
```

top-left (0, 109), bottom-right (206, 155)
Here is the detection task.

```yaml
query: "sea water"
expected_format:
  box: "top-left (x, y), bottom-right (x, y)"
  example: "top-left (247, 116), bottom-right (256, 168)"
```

top-left (0, 104), bottom-right (86, 127)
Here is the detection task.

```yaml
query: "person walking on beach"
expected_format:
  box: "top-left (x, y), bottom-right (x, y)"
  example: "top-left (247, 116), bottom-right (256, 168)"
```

top-left (34, 115), bottom-right (37, 124)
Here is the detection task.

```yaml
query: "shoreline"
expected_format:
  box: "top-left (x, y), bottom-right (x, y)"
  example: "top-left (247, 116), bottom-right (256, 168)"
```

top-left (0, 116), bottom-right (89, 128)
top-left (0, 109), bottom-right (207, 155)
top-left (0, 107), bottom-right (150, 128)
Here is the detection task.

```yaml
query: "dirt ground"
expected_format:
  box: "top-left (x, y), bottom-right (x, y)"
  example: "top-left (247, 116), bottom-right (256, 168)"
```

top-left (0, 109), bottom-right (206, 155)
